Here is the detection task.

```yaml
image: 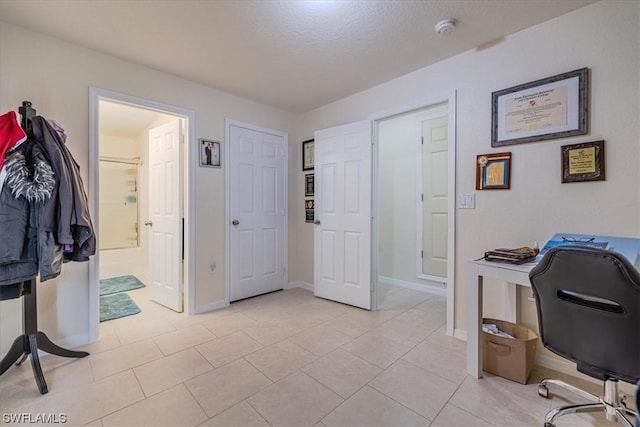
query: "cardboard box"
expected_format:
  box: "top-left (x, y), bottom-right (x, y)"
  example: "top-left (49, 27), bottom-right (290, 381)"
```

top-left (482, 318), bottom-right (538, 384)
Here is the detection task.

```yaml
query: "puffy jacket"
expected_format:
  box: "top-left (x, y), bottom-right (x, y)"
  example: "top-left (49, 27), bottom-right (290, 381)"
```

top-left (0, 143), bottom-right (56, 286)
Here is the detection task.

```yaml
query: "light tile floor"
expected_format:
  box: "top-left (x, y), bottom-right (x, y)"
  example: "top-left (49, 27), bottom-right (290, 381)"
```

top-left (1, 285), bottom-right (637, 426)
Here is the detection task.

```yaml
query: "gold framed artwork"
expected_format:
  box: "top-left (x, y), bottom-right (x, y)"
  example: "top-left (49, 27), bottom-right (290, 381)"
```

top-left (561, 140), bottom-right (605, 183)
top-left (491, 68), bottom-right (588, 147)
top-left (476, 152), bottom-right (512, 190)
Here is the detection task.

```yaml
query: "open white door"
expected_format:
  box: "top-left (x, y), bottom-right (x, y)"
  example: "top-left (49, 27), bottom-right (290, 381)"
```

top-left (148, 120), bottom-right (183, 312)
top-left (314, 120), bottom-right (372, 309)
top-left (229, 123), bottom-right (287, 301)
top-left (421, 115), bottom-right (449, 279)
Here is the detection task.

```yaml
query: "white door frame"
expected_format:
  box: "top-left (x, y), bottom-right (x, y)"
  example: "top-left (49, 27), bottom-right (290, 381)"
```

top-left (88, 87), bottom-right (196, 342)
top-left (224, 118), bottom-right (289, 305)
top-left (369, 91), bottom-right (457, 336)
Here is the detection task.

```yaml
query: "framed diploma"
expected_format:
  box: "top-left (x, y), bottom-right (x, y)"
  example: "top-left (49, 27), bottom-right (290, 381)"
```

top-left (302, 139), bottom-right (314, 171)
top-left (562, 140), bottom-right (605, 183)
top-left (476, 152), bottom-right (512, 190)
top-left (491, 68), bottom-right (588, 147)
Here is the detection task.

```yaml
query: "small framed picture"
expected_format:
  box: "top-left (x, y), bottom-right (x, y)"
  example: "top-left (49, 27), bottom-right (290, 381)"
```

top-left (305, 199), bottom-right (315, 223)
top-left (305, 174), bottom-right (314, 197)
top-left (476, 152), bottom-right (512, 190)
top-left (199, 139), bottom-right (222, 168)
top-left (302, 139), bottom-right (314, 171)
top-left (561, 140), bottom-right (605, 183)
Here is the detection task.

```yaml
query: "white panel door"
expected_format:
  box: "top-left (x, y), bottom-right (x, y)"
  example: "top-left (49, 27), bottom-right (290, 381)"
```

top-left (229, 125), bottom-right (286, 301)
top-left (148, 120), bottom-right (183, 312)
top-left (314, 120), bottom-right (372, 309)
top-left (422, 116), bottom-right (449, 278)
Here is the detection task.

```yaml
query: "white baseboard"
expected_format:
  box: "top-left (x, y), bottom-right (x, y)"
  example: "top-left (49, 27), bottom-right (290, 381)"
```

top-left (193, 299), bottom-right (228, 314)
top-left (378, 275), bottom-right (447, 296)
top-left (454, 328), bottom-right (467, 341)
top-left (288, 281), bottom-right (313, 292)
top-left (56, 333), bottom-right (91, 350)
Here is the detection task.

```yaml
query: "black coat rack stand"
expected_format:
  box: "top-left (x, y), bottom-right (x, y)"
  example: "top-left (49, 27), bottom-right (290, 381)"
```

top-left (1, 279), bottom-right (89, 394)
top-left (0, 102), bottom-right (89, 395)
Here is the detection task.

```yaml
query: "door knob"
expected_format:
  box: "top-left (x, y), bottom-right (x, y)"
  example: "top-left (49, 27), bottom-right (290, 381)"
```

top-left (232, 219), bottom-right (240, 226)
top-left (314, 220), bottom-right (321, 225)
top-left (144, 221), bottom-right (153, 226)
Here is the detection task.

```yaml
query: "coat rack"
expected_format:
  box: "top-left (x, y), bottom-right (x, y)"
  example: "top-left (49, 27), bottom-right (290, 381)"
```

top-left (0, 101), bottom-right (89, 395)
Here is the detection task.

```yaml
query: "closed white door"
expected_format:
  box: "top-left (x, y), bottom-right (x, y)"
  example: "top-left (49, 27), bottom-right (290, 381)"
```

top-left (314, 120), bottom-right (372, 309)
top-left (229, 124), bottom-right (287, 301)
top-left (148, 120), bottom-right (183, 312)
top-left (422, 115), bottom-right (448, 278)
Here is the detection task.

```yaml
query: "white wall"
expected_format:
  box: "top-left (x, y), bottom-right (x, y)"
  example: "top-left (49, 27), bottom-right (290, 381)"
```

top-left (292, 0), bottom-right (640, 352)
top-left (0, 21), bottom-right (296, 353)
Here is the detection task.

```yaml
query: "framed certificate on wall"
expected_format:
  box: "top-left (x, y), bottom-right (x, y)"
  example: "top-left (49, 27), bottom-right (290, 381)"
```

top-left (492, 68), bottom-right (588, 147)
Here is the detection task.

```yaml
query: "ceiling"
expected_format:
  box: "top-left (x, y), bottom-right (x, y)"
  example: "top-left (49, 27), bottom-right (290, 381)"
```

top-left (98, 100), bottom-right (177, 139)
top-left (1, 0), bottom-right (596, 114)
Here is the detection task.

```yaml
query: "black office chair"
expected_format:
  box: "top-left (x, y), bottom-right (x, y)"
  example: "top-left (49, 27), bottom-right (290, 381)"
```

top-left (529, 246), bottom-right (640, 427)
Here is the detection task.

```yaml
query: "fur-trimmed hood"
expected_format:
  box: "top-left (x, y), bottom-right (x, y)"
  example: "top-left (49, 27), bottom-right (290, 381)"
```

top-left (4, 149), bottom-right (55, 203)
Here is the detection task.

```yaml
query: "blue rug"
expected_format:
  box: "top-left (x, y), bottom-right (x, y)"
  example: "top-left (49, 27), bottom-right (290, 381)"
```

top-left (100, 293), bottom-right (141, 322)
top-left (100, 275), bottom-right (145, 296)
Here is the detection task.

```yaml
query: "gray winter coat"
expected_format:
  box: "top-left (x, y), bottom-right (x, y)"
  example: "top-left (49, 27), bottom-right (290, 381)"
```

top-left (0, 144), bottom-right (57, 286)
top-left (31, 116), bottom-right (95, 262)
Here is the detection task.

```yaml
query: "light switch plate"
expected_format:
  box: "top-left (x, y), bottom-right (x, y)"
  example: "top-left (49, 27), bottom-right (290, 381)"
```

top-left (458, 193), bottom-right (476, 209)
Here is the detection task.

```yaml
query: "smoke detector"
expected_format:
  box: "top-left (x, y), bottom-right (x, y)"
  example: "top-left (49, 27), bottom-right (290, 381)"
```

top-left (434, 18), bottom-right (457, 36)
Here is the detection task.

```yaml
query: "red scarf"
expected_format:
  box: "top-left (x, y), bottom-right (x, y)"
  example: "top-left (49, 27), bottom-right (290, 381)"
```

top-left (0, 111), bottom-right (27, 170)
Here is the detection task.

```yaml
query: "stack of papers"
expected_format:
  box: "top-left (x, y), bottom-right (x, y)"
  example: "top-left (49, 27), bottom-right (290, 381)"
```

top-left (482, 323), bottom-right (515, 339)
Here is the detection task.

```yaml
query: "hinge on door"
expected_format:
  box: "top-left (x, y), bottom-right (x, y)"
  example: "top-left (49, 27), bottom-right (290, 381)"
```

top-left (421, 194), bottom-right (424, 202)
top-left (421, 136), bottom-right (424, 145)
top-left (179, 134), bottom-right (185, 144)
top-left (421, 250), bottom-right (424, 258)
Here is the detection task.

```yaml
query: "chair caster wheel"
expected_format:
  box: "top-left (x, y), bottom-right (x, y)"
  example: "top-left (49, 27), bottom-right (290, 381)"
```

top-left (538, 384), bottom-right (550, 398)
top-left (544, 423), bottom-right (555, 427)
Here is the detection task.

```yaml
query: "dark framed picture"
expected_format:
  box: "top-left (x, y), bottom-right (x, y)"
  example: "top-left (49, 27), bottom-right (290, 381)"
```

top-left (476, 152), bottom-right (512, 190)
top-left (305, 174), bottom-right (314, 197)
top-left (199, 139), bottom-right (222, 168)
top-left (492, 68), bottom-right (588, 147)
top-left (302, 139), bottom-right (314, 171)
top-left (305, 199), bottom-right (315, 223)
top-left (561, 140), bottom-right (605, 183)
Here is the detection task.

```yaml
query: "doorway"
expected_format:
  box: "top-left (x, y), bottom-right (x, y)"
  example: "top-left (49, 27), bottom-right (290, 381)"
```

top-left (310, 95), bottom-right (456, 331)
top-left (372, 96), bottom-right (456, 334)
top-left (88, 88), bottom-right (196, 342)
